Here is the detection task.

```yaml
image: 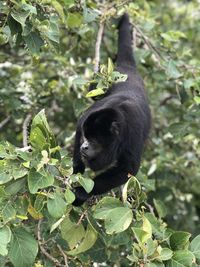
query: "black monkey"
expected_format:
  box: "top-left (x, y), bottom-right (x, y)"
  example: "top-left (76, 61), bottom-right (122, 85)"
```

top-left (72, 14), bottom-right (151, 206)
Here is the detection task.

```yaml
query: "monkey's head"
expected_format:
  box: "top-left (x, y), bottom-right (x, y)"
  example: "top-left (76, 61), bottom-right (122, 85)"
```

top-left (81, 108), bottom-right (123, 171)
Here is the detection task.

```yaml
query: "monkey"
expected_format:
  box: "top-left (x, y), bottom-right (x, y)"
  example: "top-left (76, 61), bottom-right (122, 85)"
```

top-left (72, 13), bottom-right (151, 206)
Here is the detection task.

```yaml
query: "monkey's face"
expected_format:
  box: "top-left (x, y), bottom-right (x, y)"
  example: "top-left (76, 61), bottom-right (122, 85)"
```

top-left (80, 134), bottom-right (117, 171)
top-left (80, 136), bottom-right (104, 170)
top-left (81, 109), bottom-right (121, 171)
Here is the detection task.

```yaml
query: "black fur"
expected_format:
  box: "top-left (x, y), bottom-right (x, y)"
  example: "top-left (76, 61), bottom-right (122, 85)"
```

top-left (72, 14), bottom-right (151, 206)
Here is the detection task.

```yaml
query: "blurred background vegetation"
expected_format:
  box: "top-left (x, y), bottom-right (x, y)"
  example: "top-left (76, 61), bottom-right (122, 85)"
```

top-left (0, 0), bottom-right (200, 266)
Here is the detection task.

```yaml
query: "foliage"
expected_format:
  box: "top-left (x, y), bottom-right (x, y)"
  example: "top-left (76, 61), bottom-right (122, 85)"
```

top-left (86, 58), bottom-right (128, 98)
top-left (0, 0), bottom-right (200, 266)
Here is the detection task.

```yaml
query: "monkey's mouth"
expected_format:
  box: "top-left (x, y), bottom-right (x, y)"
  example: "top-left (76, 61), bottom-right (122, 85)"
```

top-left (81, 153), bottom-right (97, 167)
top-left (81, 151), bottom-right (88, 158)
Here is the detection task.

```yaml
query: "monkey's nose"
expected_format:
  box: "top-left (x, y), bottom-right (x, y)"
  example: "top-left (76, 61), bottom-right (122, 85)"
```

top-left (81, 143), bottom-right (88, 152)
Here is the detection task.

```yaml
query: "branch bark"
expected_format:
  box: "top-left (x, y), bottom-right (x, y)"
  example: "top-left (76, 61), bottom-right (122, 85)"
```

top-left (94, 22), bottom-right (105, 73)
top-left (0, 116), bottom-right (10, 130)
top-left (37, 220), bottom-right (63, 267)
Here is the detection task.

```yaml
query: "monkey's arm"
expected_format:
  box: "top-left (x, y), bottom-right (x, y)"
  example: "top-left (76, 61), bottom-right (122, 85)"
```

top-left (73, 164), bottom-right (129, 206)
top-left (73, 124), bottom-right (85, 174)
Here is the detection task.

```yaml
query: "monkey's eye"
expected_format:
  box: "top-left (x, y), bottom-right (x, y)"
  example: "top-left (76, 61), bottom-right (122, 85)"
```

top-left (88, 139), bottom-right (98, 145)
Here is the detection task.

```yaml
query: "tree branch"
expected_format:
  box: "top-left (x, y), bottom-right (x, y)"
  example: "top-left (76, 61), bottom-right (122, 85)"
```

top-left (94, 22), bottom-right (105, 73)
top-left (37, 220), bottom-right (63, 267)
top-left (133, 24), bottom-right (165, 68)
top-left (77, 209), bottom-right (88, 226)
top-left (54, 241), bottom-right (69, 267)
top-left (0, 116), bottom-right (11, 130)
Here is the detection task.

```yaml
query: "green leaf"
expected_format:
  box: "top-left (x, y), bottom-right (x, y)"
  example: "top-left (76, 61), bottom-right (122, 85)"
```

top-left (28, 168), bottom-right (54, 194)
top-left (5, 178), bottom-right (25, 195)
top-left (0, 160), bottom-right (13, 184)
top-left (30, 109), bottom-right (58, 151)
top-left (158, 248), bottom-right (173, 261)
top-left (86, 88), bottom-right (105, 98)
top-left (170, 231), bottom-right (191, 250)
top-left (168, 122), bottom-right (189, 138)
top-left (46, 21), bottom-right (59, 43)
top-left (24, 31), bottom-right (44, 54)
top-left (122, 176), bottom-right (141, 203)
top-left (161, 31), bottom-right (186, 42)
top-left (146, 263), bottom-right (165, 267)
top-left (166, 60), bottom-right (182, 79)
top-left (31, 110), bottom-right (50, 134)
top-left (132, 227), bottom-right (150, 244)
top-left (34, 194), bottom-right (46, 212)
top-left (30, 126), bottom-right (47, 149)
top-left (142, 216), bottom-right (152, 239)
top-left (184, 78), bottom-right (195, 90)
top-left (50, 216), bottom-right (65, 233)
top-left (83, 8), bottom-right (99, 23)
top-left (146, 238), bottom-right (157, 257)
top-left (78, 176), bottom-right (94, 193)
top-left (0, 142), bottom-right (16, 159)
top-left (64, 188), bottom-right (75, 204)
top-left (7, 14), bottom-right (22, 36)
top-left (0, 226), bottom-right (11, 256)
top-left (2, 203), bottom-right (16, 223)
top-left (61, 217), bottom-right (85, 249)
top-left (67, 13), bottom-right (83, 28)
top-left (52, 1), bottom-right (65, 22)
top-left (190, 234), bottom-right (200, 259)
top-left (144, 213), bottom-right (166, 239)
top-left (194, 96), bottom-right (200, 104)
top-left (73, 98), bottom-right (88, 117)
top-left (22, 3), bottom-right (37, 15)
top-left (167, 250), bottom-right (195, 267)
top-left (73, 77), bottom-right (87, 85)
top-left (87, 238), bottom-right (107, 263)
top-left (107, 58), bottom-right (114, 75)
top-left (47, 191), bottom-right (66, 218)
top-left (93, 197), bottom-right (122, 220)
top-left (0, 160), bottom-right (28, 185)
top-left (153, 199), bottom-right (167, 218)
top-left (8, 228), bottom-right (38, 267)
top-left (63, 0), bottom-right (74, 7)
top-left (105, 207), bottom-right (133, 234)
top-left (111, 71), bottom-right (128, 82)
top-left (67, 224), bottom-right (97, 255)
top-left (11, 9), bottom-right (30, 28)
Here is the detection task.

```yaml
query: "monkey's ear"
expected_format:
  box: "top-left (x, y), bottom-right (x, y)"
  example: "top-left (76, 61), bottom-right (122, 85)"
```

top-left (110, 121), bottom-right (120, 136)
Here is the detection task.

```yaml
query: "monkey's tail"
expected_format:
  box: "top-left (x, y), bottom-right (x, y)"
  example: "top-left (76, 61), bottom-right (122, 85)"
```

top-left (116, 13), bottom-right (136, 68)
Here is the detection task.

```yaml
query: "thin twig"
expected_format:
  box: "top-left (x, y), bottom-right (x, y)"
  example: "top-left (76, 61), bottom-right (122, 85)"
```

top-left (159, 95), bottom-right (175, 106)
top-left (133, 24), bottom-right (165, 68)
top-left (146, 203), bottom-right (154, 215)
top-left (115, 0), bottom-right (132, 8)
top-left (94, 22), bottom-right (105, 73)
top-left (77, 209), bottom-right (88, 225)
top-left (134, 23), bottom-right (200, 75)
top-left (37, 220), bottom-right (63, 267)
top-left (22, 114), bottom-right (32, 147)
top-left (55, 175), bottom-right (70, 187)
top-left (16, 146), bottom-right (31, 152)
top-left (56, 243), bottom-right (69, 267)
top-left (133, 27), bottom-right (137, 50)
top-left (0, 116), bottom-right (10, 130)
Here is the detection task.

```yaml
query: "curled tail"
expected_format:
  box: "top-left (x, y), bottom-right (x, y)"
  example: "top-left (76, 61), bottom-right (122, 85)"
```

top-left (116, 13), bottom-right (136, 68)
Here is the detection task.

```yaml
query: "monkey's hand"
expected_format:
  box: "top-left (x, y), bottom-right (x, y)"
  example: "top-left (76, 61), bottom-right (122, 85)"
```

top-left (72, 187), bottom-right (90, 206)
top-left (73, 161), bottom-right (85, 174)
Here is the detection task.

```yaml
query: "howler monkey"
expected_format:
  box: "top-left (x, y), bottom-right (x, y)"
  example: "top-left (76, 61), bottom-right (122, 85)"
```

top-left (72, 13), bottom-right (151, 206)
